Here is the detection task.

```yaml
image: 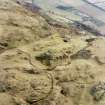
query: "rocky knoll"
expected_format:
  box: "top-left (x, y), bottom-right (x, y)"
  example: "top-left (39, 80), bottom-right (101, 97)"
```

top-left (1, 0), bottom-right (105, 105)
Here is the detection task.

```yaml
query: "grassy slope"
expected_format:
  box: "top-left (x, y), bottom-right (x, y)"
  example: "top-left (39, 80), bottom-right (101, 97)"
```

top-left (0, 0), bottom-right (105, 105)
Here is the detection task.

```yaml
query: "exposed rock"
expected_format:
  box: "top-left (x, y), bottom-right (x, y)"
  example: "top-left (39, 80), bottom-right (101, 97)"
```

top-left (70, 49), bottom-right (92, 59)
top-left (90, 82), bottom-right (105, 101)
top-left (85, 38), bottom-right (96, 43)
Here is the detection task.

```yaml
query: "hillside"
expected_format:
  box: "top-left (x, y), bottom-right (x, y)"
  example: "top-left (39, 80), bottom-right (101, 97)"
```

top-left (1, 0), bottom-right (105, 105)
